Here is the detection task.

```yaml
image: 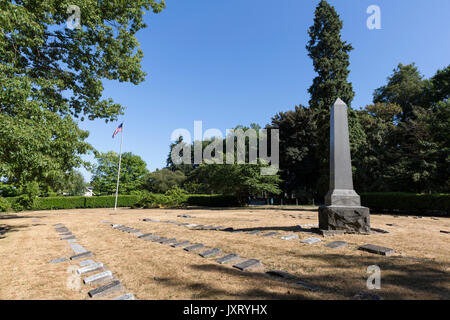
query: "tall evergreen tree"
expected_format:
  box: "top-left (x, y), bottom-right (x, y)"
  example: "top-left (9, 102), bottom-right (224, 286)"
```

top-left (306, 0), bottom-right (359, 198)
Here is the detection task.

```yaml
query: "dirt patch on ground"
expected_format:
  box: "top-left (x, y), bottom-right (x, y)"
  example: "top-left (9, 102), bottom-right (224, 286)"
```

top-left (1, 207), bottom-right (449, 300)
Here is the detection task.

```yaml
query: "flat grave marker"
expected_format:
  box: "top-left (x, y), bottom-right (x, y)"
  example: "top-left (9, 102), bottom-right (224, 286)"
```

top-left (77, 262), bottom-right (104, 275)
top-left (79, 259), bottom-right (95, 267)
top-left (155, 237), bottom-right (168, 243)
top-left (301, 237), bottom-right (322, 245)
top-left (359, 244), bottom-right (395, 256)
top-left (246, 230), bottom-right (261, 235)
top-left (216, 254), bottom-right (240, 264)
top-left (266, 270), bottom-right (296, 280)
top-left (138, 233), bottom-right (153, 239)
top-left (113, 293), bottom-right (135, 300)
top-left (199, 248), bottom-right (221, 258)
top-left (61, 235), bottom-right (76, 240)
top-left (171, 240), bottom-right (190, 248)
top-left (70, 251), bottom-right (93, 260)
top-left (88, 280), bottom-right (122, 298)
top-left (233, 259), bottom-right (262, 271)
top-left (262, 232), bottom-right (279, 237)
top-left (184, 244), bottom-right (204, 252)
top-left (325, 241), bottom-right (348, 249)
top-left (83, 270), bottom-right (113, 285)
top-left (50, 257), bottom-right (67, 264)
top-left (281, 234), bottom-right (299, 240)
top-left (146, 235), bottom-right (161, 241)
top-left (160, 238), bottom-right (177, 244)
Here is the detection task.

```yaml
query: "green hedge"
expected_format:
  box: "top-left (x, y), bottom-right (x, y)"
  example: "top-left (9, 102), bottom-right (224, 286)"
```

top-left (186, 195), bottom-right (240, 207)
top-left (361, 192), bottom-right (450, 215)
top-left (4, 195), bottom-right (139, 211)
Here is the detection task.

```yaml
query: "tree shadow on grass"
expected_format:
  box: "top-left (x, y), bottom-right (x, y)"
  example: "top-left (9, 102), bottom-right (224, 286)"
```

top-left (278, 253), bottom-right (450, 299)
top-left (0, 214), bottom-right (45, 220)
top-left (0, 224), bottom-right (31, 239)
top-left (151, 265), bottom-right (314, 300)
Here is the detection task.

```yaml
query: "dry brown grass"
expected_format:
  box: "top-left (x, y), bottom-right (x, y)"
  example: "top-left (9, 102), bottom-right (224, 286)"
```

top-left (1, 206), bottom-right (449, 300)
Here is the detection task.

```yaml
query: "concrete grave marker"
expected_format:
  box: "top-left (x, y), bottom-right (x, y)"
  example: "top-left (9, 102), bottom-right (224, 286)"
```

top-left (246, 230), bottom-right (261, 235)
top-left (160, 238), bottom-right (177, 244)
top-left (266, 270), bottom-right (296, 280)
top-left (50, 257), bottom-right (67, 264)
top-left (61, 235), bottom-right (76, 240)
top-left (184, 244), bottom-right (204, 252)
top-left (359, 244), bottom-right (394, 256)
top-left (155, 237), bottom-right (168, 243)
top-left (262, 232), bottom-right (279, 237)
top-left (79, 259), bottom-right (95, 267)
top-left (325, 241), bottom-right (348, 249)
top-left (70, 251), bottom-right (93, 260)
top-left (83, 271), bottom-right (113, 285)
top-left (77, 262), bottom-right (104, 275)
top-left (113, 293), bottom-right (135, 300)
top-left (146, 235), bottom-right (160, 241)
top-left (70, 243), bottom-right (87, 255)
top-left (171, 240), bottom-right (190, 248)
top-left (301, 237), bottom-right (322, 245)
top-left (138, 233), bottom-right (153, 239)
top-left (88, 280), bottom-right (122, 298)
top-left (233, 259), bottom-right (262, 271)
top-left (216, 254), bottom-right (240, 264)
top-left (281, 234), bottom-right (299, 240)
top-left (199, 248), bottom-right (221, 258)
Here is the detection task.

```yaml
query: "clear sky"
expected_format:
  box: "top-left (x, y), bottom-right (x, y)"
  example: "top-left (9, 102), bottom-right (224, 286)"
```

top-left (78, 0), bottom-right (450, 180)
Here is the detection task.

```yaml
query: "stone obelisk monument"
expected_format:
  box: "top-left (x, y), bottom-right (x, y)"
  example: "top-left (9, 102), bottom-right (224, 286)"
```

top-left (318, 98), bottom-right (370, 234)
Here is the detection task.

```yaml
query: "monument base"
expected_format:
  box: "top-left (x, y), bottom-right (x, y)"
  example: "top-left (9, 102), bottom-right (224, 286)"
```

top-left (319, 205), bottom-right (370, 234)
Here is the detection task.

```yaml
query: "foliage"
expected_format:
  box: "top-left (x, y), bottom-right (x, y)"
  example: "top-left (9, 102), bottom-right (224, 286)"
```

top-left (91, 151), bottom-right (148, 194)
top-left (267, 105), bottom-right (318, 197)
top-left (0, 0), bottom-right (164, 190)
top-left (5, 195), bottom-right (139, 211)
top-left (361, 192), bottom-right (449, 215)
top-left (373, 63), bottom-right (426, 120)
top-left (0, 197), bottom-right (11, 212)
top-left (144, 169), bottom-right (186, 194)
top-left (0, 106), bottom-right (92, 189)
top-left (187, 161), bottom-right (281, 205)
top-left (306, 0), bottom-right (360, 198)
top-left (0, 0), bottom-right (165, 122)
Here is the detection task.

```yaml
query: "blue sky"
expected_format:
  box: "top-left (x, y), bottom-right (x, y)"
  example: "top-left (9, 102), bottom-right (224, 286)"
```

top-left (78, 0), bottom-right (450, 180)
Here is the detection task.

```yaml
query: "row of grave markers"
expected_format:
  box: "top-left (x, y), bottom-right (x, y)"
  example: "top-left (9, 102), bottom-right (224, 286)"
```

top-left (50, 223), bottom-right (135, 300)
top-left (142, 217), bottom-right (396, 256)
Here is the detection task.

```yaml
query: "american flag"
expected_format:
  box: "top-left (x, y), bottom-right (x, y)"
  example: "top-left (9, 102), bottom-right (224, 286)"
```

top-left (112, 122), bottom-right (123, 138)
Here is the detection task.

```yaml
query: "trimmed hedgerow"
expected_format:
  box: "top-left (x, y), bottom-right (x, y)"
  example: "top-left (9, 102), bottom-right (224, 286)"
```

top-left (4, 195), bottom-right (139, 211)
top-left (360, 192), bottom-right (450, 215)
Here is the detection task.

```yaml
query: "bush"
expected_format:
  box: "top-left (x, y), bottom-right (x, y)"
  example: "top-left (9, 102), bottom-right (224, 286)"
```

top-left (3, 195), bottom-right (139, 211)
top-left (361, 192), bottom-right (450, 215)
top-left (186, 195), bottom-right (240, 207)
top-left (0, 197), bottom-right (11, 212)
top-left (132, 192), bottom-right (166, 209)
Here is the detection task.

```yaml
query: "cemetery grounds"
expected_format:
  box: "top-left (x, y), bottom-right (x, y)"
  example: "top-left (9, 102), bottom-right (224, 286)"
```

top-left (0, 206), bottom-right (449, 300)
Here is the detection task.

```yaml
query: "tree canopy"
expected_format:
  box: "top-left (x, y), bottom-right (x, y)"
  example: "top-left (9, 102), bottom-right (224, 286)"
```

top-left (91, 151), bottom-right (149, 194)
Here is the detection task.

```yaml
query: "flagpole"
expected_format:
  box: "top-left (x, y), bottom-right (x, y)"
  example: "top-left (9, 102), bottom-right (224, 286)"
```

top-left (114, 123), bottom-right (124, 211)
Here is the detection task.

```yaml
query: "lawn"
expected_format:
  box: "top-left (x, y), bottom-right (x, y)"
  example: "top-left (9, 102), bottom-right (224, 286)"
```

top-left (0, 207), bottom-right (449, 300)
